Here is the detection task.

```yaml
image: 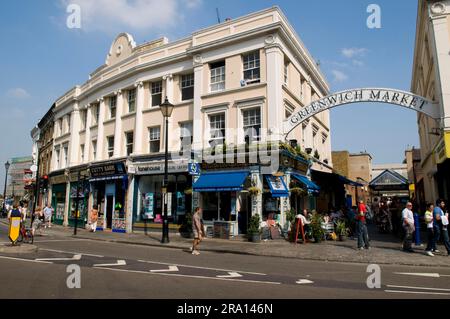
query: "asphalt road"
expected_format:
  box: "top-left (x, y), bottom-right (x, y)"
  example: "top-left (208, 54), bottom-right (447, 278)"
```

top-left (1, 222), bottom-right (450, 299)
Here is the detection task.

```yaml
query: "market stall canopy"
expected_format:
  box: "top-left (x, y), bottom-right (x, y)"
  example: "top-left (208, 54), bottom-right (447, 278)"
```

top-left (264, 175), bottom-right (289, 197)
top-left (291, 174), bottom-right (321, 193)
top-left (193, 170), bottom-right (249, 192)
top-left (337, 175), bottom-right (363, 187)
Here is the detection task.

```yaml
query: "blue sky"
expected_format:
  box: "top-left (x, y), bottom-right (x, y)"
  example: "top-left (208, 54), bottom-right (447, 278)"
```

top-left (0, 0), bottom-right (419, 189)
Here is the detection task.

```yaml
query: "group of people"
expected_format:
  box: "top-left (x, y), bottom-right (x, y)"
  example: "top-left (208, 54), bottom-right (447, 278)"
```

top-left (6, 202), bottom-right (54, 236)
top-left (421, 200), bottom-right (450, 256)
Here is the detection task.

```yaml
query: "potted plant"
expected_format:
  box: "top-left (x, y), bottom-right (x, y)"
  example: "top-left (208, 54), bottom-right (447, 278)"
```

top-left (247, 186), bottom-right (261, 196)
top-left (310, 212), bottom-right (325, 243)
top-left (335, 220), bottom-right (349, 241)
top-left (179, 212), bottom-right (194, 238)
top-left (247, 214), bottom-right (261, 242)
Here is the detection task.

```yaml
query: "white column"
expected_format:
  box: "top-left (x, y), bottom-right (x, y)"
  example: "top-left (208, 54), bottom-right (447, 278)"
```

top-left (265, 44), bottom-right (284, 142)
top-left (114, 90), bottom-right (124, 158)
top-left (163, 74), bottom-right (174, 153)
top-left (126, 175), bottom-right (134, 233)
top-left (428, 6), bottom-right (450, 129)
top-left (63, 177), bottom-right (70, 227)
top-left (69, 104), bottom-right (81, 167)
top-left (84, 104), bottom-right (92, 163)
top-left (250, 170), bottom-right (263, 219)
top-left (192, 58), bottom-right (204, 155)
top-left (133, 82), bottom-right (144, 155)
top-left (96, 97), bottom-right (106, 160)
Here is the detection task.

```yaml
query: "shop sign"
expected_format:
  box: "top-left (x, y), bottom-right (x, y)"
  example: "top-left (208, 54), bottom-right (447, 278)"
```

top-left (90, 162), bottom-right (126, 178)
top-left (134, 162), bottom-right (188, 175)
top-left (435, 132), bottom-right (450, 165)
top-left (188, 162), bottom-right (201, 175)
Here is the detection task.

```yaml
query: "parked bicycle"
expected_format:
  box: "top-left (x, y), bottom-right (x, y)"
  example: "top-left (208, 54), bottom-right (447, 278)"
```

top-left (17, 222), bottom-right (34, 244)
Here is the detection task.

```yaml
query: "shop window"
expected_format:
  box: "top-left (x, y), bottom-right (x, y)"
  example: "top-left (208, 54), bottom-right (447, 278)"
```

top-left (210, 61), bottom-right (225, 92)
top-left (125, 131), bottom-right (134, 156)
top-left (243, 50), bottom-right (260, 84)
top-left (209, 113), bottom-right (225, 146)
top-left (109, 95), bottom-right (117, 119)
top-left (181, 74), bottom-right (194, 101)
top-left (107, 136), bottom-right (114, 158)
top-left (149, 127), bottom-right (160, 153)
top-left (128, 89), bottom-right (136, 113)
top-left (242, 108), bottom-right (261, 143)
top-left (151, 81), bottom-right (162, 107)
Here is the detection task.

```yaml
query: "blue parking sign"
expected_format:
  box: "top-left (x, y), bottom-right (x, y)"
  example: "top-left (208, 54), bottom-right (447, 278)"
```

top-left (188, 163), bottom-right (200, 175)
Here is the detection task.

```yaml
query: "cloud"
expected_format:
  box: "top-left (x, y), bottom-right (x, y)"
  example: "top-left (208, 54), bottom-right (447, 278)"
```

top-left (341, 48), bottom-right (368, 59)
top-left (352, 59), bottom-right (364, 67)
top-left (60, 0), bottom-right (201, 34)
top-left (6, 88), bottom-right (30, 99)
top-left (331, 70), bottom-right (348, 83)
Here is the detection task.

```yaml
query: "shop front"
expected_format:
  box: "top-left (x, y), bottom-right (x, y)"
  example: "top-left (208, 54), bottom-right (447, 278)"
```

top-left (89, 161), bottom-right (128, 233)
top-left (51, 183), bottom-right (66, 225)
top-left (262, 174), bottom-right (289, 224)
top-left (130, 159), bottom-right (192, 230)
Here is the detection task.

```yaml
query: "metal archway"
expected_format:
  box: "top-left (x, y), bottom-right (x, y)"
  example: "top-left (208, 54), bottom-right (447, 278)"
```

top-left (283, 88), bottom-right (440, 136)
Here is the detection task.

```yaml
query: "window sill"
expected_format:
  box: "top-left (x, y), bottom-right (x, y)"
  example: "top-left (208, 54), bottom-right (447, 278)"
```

top-left (103, 118), bottom-right (116, 125)
top-left (202, 82), bottom-right (266, 99)
top-left (121, 112), bottom-right (136, 120)
top-left (89, 124), bottom-right (98, 130)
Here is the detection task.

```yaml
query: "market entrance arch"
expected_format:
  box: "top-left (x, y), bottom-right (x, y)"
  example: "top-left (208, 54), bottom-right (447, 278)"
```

top-left (283, 88), bottom-right (440, 136)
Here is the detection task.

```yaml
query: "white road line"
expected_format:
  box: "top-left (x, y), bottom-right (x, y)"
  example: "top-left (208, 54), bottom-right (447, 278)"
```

top-left (95, 267), bottom-right (281, 285)
top-left (394, 272), bottom-right (440, 278)
top-left (296, 279), bottom-right (314, 284)
top-left (39, 248), bottom-right (103, 258)
top-left (137, 259), bottom-right (266, 276)
top-left (0, 255), bottom-right (53, 264)
top-left (150, 266), bottom-right (179, 273)
top-left (387, 285), bottom-right (450, 292)
top-left (385, 290), bottom-right (450, 296)
top-left (217, 272), bottom-right (242, 278)
top-left (94, 260), bottom-right (126, 267)
top-left (33, 239), bottom-right (88, 243)
top-left (36, 254), bottom-right (82, 261)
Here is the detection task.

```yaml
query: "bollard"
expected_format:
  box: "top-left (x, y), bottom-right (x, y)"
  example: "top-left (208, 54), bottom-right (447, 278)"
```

top-left (414, 212), bottom-right (421, 246)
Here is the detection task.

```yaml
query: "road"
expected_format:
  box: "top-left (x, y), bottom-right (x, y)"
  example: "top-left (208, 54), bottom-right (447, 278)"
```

top-left (1, 222), bottom-right (450, 299)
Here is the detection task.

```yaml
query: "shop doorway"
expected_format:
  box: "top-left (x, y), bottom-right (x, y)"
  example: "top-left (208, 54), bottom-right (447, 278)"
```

top-left (106, 195), bottom-right (114, 229)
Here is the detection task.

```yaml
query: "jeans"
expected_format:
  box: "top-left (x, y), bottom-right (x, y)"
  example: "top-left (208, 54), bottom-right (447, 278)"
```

top-left (442, 227), bottom-right (450, 254)
top-left (403, 224), bottom-right (414, 251)
top-left (425, 227), bottom-right (436, 252)
top-left (357, 220), bottom-right (370, 248)
top-left (433, 225), bottom-right (441, 251)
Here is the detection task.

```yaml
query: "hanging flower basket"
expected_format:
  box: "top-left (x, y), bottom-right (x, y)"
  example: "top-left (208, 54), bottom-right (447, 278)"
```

top-left (290, 187), bottom-right (306, 196)
top-left (184, 188), bottom-right (193, 195)
top-left (247, 186), bottom-right (261, 196)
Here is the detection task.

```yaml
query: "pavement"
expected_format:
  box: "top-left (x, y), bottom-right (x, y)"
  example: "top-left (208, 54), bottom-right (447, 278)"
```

top-left (2, 219), bottom-right (448, 267)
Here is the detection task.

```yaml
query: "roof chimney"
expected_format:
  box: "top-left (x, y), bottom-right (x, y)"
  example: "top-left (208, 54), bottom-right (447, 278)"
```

top-left (225, 17), bottom-right (232, 22)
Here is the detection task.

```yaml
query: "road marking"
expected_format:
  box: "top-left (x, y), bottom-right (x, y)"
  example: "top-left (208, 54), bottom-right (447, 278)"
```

top-left (96, 267), bottom-right (281, 285)
top-left (93, 260), bottom-right (126, 267)
top-left (0, 255), bottom-right (53, 264)
top-left (36, 254), bottom-right (82, 261)
top-left (217, 272), bottom-right (242, 278)
top-left (385, 290), bottom-right (450, 296)
top-left (150, 266), bottom-right (179, 273)
top-left (137, 259), bottom-right (266, 276)
top-left (296, 279), bottom-right (314, 284)
top-left (33, 239), bottom-right (87, 243)
top-left (387, 285), bottom-right (450, 292)
top-left (39, 248), bottom-right (103, 258)
top-left (394, 272), bottom-right (440, 278)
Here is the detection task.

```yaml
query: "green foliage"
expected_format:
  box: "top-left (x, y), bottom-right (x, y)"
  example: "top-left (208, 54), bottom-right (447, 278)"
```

top-left (248, 214), bottom-right (261, 235)
top-left (179, 212), bottom-right (193, 234)
top-left (310, 212), bottom-right (325, 242)
top-left (335, 220), bottom-right (349, 236)
top-left (290, 187), bottom-right (306, 196)
top-left (247, 186), bottom-right (261, 196)
top-left (286, 209), bottom-right (297, 225)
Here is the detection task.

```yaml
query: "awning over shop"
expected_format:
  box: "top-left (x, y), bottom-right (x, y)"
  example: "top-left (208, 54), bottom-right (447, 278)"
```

top-left (337, 175), bottom-right (363, 187)
top-left (193, 170), bottom-right (249, 192)
top-left (264, 175), bottom-right (289, 198)
top-left (291, 174), bottom-right (321, 193)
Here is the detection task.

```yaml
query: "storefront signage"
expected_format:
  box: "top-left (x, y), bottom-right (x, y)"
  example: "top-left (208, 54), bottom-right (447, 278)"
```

top-left (90, 162), bottom-right (126, 178)
top-left (284, 88), bottom-right (440, 135)
top-left (134, 162), bottom-right (188, 175)
top-left (435, 132), bottom-right (450, 165)
top-left (188, 162), bottom-right (201, 175)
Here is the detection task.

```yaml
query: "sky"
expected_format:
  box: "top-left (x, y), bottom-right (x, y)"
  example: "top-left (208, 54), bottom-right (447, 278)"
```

top-left (0, 0), bottom-right (420, 190)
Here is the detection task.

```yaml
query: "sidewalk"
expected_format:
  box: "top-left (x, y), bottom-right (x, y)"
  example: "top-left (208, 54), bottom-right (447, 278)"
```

top-left (2, 219), bottom-right (449, 267)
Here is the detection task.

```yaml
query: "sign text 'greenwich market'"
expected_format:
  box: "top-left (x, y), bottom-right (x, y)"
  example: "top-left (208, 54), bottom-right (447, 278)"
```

top-left (284, 88), bottom-right (440, 135)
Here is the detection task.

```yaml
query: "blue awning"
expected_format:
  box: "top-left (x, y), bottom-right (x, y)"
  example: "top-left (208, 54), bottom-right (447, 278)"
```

top-left (291, 174), bottom-right (321, 193)
top-left (264, 175), bottom-right (289, 198)
top-left (337, 175), bottom-right (363, 187)
top-left (193, 170), bottom-right (249, 192)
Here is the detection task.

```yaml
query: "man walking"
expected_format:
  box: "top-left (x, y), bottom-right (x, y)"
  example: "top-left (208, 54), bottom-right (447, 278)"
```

top-left (402, 202), bottom-right (415, 253)
top-left (191, 207), bottom-right (205, 255)
top-left (433, 199), bottom-right (450, 256)
top-left (43, 203), bottom-right (54, 228)
top-left (356, 200), bottom-right (370, 250)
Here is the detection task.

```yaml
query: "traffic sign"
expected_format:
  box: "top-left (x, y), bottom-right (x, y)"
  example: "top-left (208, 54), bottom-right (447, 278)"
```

top-left (188, 163), bottom-right (200, 176)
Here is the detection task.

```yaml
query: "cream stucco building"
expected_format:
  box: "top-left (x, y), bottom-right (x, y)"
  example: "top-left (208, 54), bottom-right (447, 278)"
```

top-left (41, 7), bottom-right (332, 234)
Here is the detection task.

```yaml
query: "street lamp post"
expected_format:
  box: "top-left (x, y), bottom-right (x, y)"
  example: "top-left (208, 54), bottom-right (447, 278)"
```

top-left (31, 140), bottom-right (42, 227)
top-left (159, 97), bottom-right (174, 244)
top-left (3, 161), bottom-right (10, 217)
top-left (74, 170), bottom-right (81, 236)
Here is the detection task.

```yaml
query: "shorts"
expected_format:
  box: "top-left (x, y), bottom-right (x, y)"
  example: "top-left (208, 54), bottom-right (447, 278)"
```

top-left (44, 214), bottom-right (51, 222)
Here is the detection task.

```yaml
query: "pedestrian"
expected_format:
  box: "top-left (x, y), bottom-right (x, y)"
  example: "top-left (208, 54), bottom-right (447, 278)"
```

top-left (191, 207), bottom-right (205, 255)
top-left (424, 203), bottom-right (436, 256)
top-left (89, 205), bottom-right (99, 232)
top-left (8, 203), bottom-right (22, 220)
top-left (402, 202), bottom-right (415, 253)
top-left (356, 200), bottom-right (370, 250)
top-left (31, 206), bottom-right (44, 236)
top-left (433, 199), bottom-right (450, 256)
top-left (43, 203), bottom-right (54, 228)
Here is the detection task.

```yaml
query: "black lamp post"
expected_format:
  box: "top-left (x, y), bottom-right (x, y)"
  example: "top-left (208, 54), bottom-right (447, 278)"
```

top-left (3, 161), bottom-right (10, 216)
top-left (159, 96), bottom-right (174, 244)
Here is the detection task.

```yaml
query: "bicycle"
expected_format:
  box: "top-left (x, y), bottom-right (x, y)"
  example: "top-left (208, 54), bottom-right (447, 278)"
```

top-left (17, 222), bottom-right (34, 244)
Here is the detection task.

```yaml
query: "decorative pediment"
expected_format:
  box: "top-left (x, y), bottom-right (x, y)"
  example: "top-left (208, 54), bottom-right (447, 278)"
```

top-left (105, 33), bottom-right (136, 67)
top-left (370, 169), bottom-right (408, 186)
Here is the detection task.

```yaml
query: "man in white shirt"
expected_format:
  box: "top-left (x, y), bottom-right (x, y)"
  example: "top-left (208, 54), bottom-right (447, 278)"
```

top-left (402, 202), bottom-right (415, 253)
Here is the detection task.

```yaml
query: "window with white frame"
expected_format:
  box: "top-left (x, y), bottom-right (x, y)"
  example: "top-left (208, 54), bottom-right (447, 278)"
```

top-left (80, 144), bottom-right (85, 162)
top-left (181, 74), bottom-right (194, 101)
top-left (243, 51), bottom-right (260, 84)
top-left (66, 114), bottom-right (71, 133)
top-left (209, 113), bottom-right (225, 146)
top-left (210, 61), bottom-right (225, 92)
top-left (149, 127), bottom-right (160, 153)
top-left (109, 95), bottom-right (117, 119)
top-left (285, 104), bottom-right (294, 120)
top-left (92, 104), bottom-right (99, 125)
top-left (125, 131), bottom-right (134, 156)
top-left (81, 110), bottom-right (87, 130)
top-left (58, 118), bottom-right (63, 135)
top-left (242, 108), bottom-right (261, 143)
top-left (322, 133), bottom-right (328, 144)
top-left (151, 81), bottom-right (162, 107)
top-left (55, 148), bottom-right (60, 169)
top-left (284, 62), bottom-right (289, 85)
top-left (180, 121), bottom-right (193, 151)
top-left (128, 89), bottom-right (136, 113)
top-left (92, 140), bottom-right (97, 160)
top-left (107, 136), bottom-right (114, 158)
top-left (302, 123), bottom-right (307, 147)
top-left (312, 124), bottom-right (319, 149)
top-left (63, 144), bottom-right (68, 167)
